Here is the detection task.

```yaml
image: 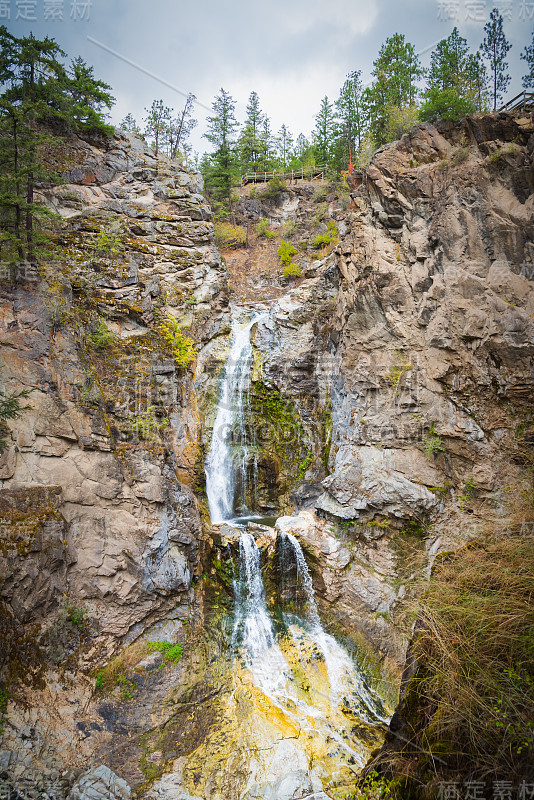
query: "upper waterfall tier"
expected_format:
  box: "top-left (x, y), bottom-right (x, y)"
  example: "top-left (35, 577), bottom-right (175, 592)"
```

top-left (205, 309), bottom-right (266, 524)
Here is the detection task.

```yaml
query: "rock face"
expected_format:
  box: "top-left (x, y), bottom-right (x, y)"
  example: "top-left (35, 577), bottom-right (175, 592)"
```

top-left (69, 766), bottom-right (131, 800)
top-left (0, 129), bottom-right (228, 782)
top-left (1, 114), bottom-right (533, 798)
top-left (253, 113), bottom-right (534, 664)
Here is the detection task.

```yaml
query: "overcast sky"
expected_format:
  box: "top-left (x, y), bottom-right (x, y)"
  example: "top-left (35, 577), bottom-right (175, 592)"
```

top-left (7, 0), bottom-right (533, 157)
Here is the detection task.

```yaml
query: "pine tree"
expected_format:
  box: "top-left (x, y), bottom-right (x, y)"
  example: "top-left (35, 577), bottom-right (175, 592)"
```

top-left (257, 116), bottom-right (276, 172)
top-left (465, 52), bottom-right (490, 112)
top-left (167, 93), bottom-right (197, 161)
top-left (480, 8), bottom-right (511, 111)
top-left (120, 113), bottom-right (140, 134)
top-left (420, 28), bottom-right (477, 121)
top-left (144, 99), bottom-right (171, 156)
top-left (313, 96), bottom-right (335, 165)
top-left (520, 29), bottom-right (534, 89)
top-left (65, 57), bottom-right (114, 134)
top-left (202, 88), bottom-right (239, 206)
top-left (238, 91), bottom-right (264, 173)
top-left (0, 27), bottom-right (116, 267)
top-left (290, 133), bottom-right (314, 170)
top-left (276, 124), bottom-right (293, 169)
top-left (334, 70), bottom-right (370, 168)
top-left (368, 34), bottom-right (423, 144)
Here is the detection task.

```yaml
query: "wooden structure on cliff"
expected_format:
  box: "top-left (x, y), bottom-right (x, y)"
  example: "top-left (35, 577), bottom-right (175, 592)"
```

top-left (499, 91), bottom-right (534, 113)
top-left (241, 165), bottom-right (327, 186)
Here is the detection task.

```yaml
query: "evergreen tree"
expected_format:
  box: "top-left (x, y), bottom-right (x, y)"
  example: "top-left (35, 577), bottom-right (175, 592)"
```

top-left (238, 91), bottom-right (264, 172)
top-left (257, 116), bottom-right (276, 172)
top-left (520, 29), bottom-right (534, 89)
top-left (65, 57), bottom-right (114, 133)
top-left (480, 8), bottom-right (511, 110)
top-left (276, 124), bottom-right (293, 169)
top-left (144, 99), bottom-right (171, 156)
top-left (202, 88), bottom-right (239, 205)
top-left (334, 69), bottom-right (370, 168)
top-left (420, 28), bottom-right (476, 121)
top-left (167, 93), bottom-right (197, 160)
top-left (465, 52), bottom-right (490, 112)
top-left (336, 70), bottom-right (369, 153)
top-left (0, 28), bottom-right (114, 266)
top-left (368, 34), bottom-right (423, 144)
top-left (313, 96), bottom-right (335, 165)
top-left (120, 113), bottom-right (140, 134)
top-left (290, 133), bottom-right (314, 170)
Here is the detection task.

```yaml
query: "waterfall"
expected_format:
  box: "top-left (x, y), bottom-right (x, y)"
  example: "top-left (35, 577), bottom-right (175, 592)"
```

top-left (205, 310), bottom-right (264, 524)
top-left (232, 532), bottom-right (290, 693)
top-left (279, 531), bottom-right (389, 722)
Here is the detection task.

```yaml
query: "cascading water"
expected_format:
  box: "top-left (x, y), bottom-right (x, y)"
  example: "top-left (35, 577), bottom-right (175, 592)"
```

top-left (198, 305), bottom-right (390, 795)
top-left (205, 310), bottom-right (265, 524)
top-left (279, 531), bottom-right (389, 723)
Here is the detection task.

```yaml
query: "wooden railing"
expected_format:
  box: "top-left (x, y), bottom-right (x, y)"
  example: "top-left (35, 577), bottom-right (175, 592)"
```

top-left (499, 91), bottom-right (534, 113)
top-left (241, 165), bottom-right (328, 186)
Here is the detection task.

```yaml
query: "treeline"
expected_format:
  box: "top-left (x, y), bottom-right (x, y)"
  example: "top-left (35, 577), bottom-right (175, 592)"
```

top-left (0, 26), bottom-right (114, 265)
top-left (202, 9), bottom-right (534, 206)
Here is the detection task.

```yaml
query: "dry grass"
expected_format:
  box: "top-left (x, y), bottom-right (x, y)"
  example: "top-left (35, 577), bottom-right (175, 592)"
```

top-left (412, 526), bottom-right (534, 781)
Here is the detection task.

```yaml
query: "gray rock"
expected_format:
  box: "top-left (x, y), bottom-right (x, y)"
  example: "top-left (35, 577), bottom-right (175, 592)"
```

top-left (69, 766), bottom-right (130, 800)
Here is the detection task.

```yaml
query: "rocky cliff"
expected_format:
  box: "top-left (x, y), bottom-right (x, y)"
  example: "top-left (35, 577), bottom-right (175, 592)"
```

top-left (250, 111), bottom-right (534, 672)
top-left (0, 129), bottom-right (228, 783)
top-left (0, 111), bottom-right (533, 798)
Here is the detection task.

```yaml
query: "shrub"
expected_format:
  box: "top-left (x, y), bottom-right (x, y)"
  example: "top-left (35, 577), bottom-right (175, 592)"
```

top-left (86, 319), bottom-right (115, 350)
top-left (311, 233), bottom-right (334, 249)
top-left (146, 641), bottom-right (183, 665)
top-left (386, 350), bottom-right (412, 387)
top-left (64, 599), bottom-right (87, 627)
top-left (311, 202), bottom-right (328, 226)
top-left (423, 423), bottom-right (444, 457)
top-left (214, 221), bottom-right (246, 249)
top-left (312, 185), bottom-right (328, 202)
top-left (94, 640), bottom-right (184, 694)
top-left (95, 221), bottom-right (124, 258)
top-left (159, 315), bottom-right (195, 369)
top-left (282, 218), bottom-right (296, 239)
top-left (277, 239), bottom-right (298, 266)
top-left (261, 175), bottom-right (288, 200)
top-left (256, 218), bottom-right (276, 239)
top-left (423, 434), bottom-right (444, 457)
top-left (282, 263), bottom-right (301, 280)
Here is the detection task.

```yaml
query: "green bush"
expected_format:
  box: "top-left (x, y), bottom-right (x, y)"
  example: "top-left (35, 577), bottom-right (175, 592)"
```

top-left (214, 221), bottom-right (246, 249)
top-left (277, 240), bottom-right (298, 265)
top-left (261, 175), bottom-right (287, 200)
top-left (95, 221), bottom-right (124, 258)
top-left (146, 641), bottom-right (183, 665)
top-left (159, 315), bottom-right (195, 369)
top-left (311, 233), bottom-right (334, 249)
top-left (282, 263), bottom-right (301, 280)
top-left (86, 319), bottom-right (115, 351)
top-left (256, 218), bottom-right (276, 239)
top-left (282, 218), bottom-right (296, 239)
top-left (64, 599), bottom-right (87, 627)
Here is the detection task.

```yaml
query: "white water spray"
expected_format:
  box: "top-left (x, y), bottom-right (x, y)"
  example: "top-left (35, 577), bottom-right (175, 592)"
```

top-left (205, 311), bottom-right (265, 524)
